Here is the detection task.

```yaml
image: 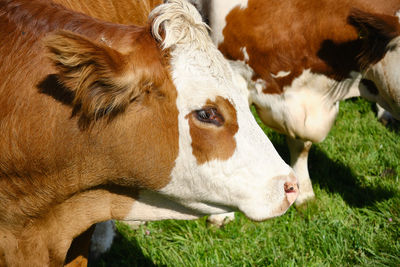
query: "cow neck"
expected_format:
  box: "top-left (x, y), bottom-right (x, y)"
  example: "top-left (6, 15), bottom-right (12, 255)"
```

top-left (0, 187), bottom-right (136, 266)
top-left (0, 90), bottom-right (179, 233)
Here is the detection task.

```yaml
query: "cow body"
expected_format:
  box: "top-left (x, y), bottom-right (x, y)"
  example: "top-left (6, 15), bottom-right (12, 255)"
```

top-left (0, 0), bottom-right (298, 265)
top-left (193, 0), bottom-right (400, 204)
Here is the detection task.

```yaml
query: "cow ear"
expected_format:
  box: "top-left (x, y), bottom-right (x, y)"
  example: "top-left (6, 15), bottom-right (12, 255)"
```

top-left (348, 8), bottom-right (400, 69)
top-left (44, 30), bottom-right (147, 129)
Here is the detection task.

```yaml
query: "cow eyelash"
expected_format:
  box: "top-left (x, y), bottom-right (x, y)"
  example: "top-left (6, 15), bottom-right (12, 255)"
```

top-left (195, 107), bottom-right (224, 126)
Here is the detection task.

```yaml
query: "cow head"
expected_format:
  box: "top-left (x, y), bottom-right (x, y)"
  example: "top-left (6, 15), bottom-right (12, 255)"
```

top-left (348, 8), bottom-right (400, 119)
top-left (44, 0), bottom-right (297, 221)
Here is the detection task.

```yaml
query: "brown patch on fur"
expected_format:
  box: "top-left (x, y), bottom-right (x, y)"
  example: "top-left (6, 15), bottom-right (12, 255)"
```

top-left (0, 0), bottom-right (179, 265)
top-left (218, 0), bottom-right (400, 94)
top-left (187, 97), bottom-right (238, 164)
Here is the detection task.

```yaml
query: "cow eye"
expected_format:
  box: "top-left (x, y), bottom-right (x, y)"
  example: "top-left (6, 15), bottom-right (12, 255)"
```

top-left (195, 107), bottom-right (224, 126)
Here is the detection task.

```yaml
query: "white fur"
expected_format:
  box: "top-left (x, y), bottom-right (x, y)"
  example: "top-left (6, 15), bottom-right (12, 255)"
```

top-left (124, 190), bottom-right (201, 221)
top-left (250, 69), bottom-right (340, 142)
top-left (207, 212), bottom-right (235, 227)
top-left (241, 47), bottom-right (249, 62)
top-left (149, 0), bottom-right (295, 221)
top-left (209, 0), bottom-right (248, 45)
top-left (271, 70), bottom-right (291, 79)
top-left (151, 0), bottom-right (209, 50)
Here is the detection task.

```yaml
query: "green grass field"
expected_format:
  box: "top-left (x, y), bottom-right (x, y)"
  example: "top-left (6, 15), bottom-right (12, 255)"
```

top-left (92, 98), bottom-right (399, 267)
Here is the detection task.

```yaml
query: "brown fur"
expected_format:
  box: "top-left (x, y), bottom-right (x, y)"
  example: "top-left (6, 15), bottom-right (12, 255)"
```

top-left (52, 0), bottom-right (162, 26)
top-left (218, 0), bottom-right (400, 94)
top-left (38, 1), bottom-right (164, 265)
top-left (348, 8), bottom-right (400, 68)
top-left (0, 0), bottom-right (179, 265)
top-left (0, 188), bottom-right (137, 266)
top-left (187, 97), bottom-right (238, 164)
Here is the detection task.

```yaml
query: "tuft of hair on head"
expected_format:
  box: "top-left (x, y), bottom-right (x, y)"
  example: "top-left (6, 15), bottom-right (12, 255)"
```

top-left (149, 0), bottom-right (210, 50)
top-left (44, 30), bottom-right (156, 130)
top-left (348, 8), bottom-right (400, 69)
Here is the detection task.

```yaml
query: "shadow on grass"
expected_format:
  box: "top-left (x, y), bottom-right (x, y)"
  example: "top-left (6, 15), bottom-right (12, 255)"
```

top-left (307, 145), bottom-right (395, 208)
top-left (89, 231), bottom-right (163, 267)
top-left (265, 131), bottom-right (395, 208)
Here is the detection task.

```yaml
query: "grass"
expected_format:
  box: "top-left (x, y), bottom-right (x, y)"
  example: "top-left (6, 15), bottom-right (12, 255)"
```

top-left (91, 98), bottom-right (400, 267)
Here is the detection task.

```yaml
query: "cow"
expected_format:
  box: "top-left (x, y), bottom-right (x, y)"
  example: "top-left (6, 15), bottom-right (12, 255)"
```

top-left (0, 0), bottom-right (299, 265)
top-left (189, 0), bottom-right (400, 207)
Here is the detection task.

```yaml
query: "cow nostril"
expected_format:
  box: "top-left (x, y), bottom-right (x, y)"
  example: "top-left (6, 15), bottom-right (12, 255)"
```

top-left (284, 182), bottom-right (297, 193)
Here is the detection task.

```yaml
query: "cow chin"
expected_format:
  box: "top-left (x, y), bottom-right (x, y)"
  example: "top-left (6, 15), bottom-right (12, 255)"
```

top-left (235, 173), bottom-right (299, 221)
top-left (239, 192), bottom-right (298, 222)
top-left (177, 201), bottom-right (234, 215)
top-left (123, 190), bottom-right (235, 222)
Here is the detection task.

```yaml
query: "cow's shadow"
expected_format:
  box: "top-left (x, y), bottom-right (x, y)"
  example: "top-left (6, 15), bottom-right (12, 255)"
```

top-left (308, 145), bottom-right (395, 207)
top-left (89, 230), bottom-right (162, 267)
top-left (269, 133), bottom-right (395, 208)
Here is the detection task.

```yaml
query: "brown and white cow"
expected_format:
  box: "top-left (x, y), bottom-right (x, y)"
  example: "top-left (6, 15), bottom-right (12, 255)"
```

top-left (0, 0), bottom-right (298, 265)
top-left (188, 0), bottom-right (400, 208)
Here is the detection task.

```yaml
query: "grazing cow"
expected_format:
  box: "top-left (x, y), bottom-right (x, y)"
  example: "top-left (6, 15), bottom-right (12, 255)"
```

top-left (0, 0), bottom-right (299, 265)
top-left (189, 0), bottom-right (400, 207)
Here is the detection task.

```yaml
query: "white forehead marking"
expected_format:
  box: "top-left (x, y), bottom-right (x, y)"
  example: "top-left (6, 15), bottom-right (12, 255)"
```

top-left (209, 0), bottom-right (249, 45)
top-left (271, 70), bottom-right (291, 78)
